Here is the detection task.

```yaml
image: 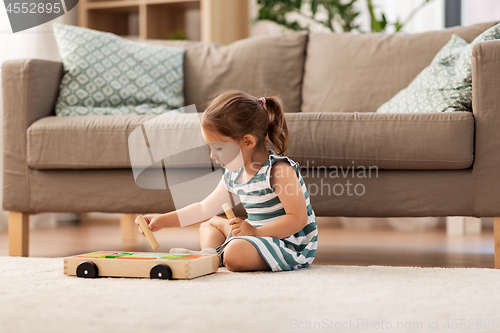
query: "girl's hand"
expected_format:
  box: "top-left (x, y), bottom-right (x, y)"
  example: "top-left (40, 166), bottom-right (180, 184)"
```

top-left (229, 218), bottom-right (257, 237)
top-left (135, 215), bottom-right (164, 236)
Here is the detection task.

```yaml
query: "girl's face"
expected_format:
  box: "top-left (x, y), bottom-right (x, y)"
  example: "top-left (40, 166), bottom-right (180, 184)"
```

top-left (201, 127), bottom-right (244, 172)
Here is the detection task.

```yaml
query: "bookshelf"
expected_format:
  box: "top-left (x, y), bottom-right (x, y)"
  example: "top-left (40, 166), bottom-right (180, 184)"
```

top-left (78, 0), bottom-right (249, 44)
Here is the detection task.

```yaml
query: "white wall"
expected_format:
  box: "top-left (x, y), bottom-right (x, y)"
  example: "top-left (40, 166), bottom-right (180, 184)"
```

top-left (0, 8), bottom-right (78, 230)
top-left (462, 0), bottom-right (500, 26)
top-left (251, 0), bottom-right (445, 36)
top-left (358, 0), bottom-right (445, 33)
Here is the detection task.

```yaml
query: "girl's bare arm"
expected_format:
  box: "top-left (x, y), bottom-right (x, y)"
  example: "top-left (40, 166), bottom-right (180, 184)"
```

top-left (139, 178), bottom-right (233, 232)
top-left (254, 161), bottom-right (308, 239)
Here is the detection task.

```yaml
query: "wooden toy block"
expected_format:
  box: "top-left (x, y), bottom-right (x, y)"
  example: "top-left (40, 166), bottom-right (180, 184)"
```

top-left (136, 215), bottom-right (160, 250)
top-left (64, 251), bottom-right (218, 280)
top-left (77, 253), bottom-right (109, 259)
top-left (175, 255), bottom-right (207, 260)
top-left (222, 202), bottom-right (236, 220)
top-left (158, 255), bottom-right (190, 259)
top-left (116, 256), bottom-right (157, 260)
top-left (105, 254), bottom-right (128, 258)
top-left (129, 253), bottom-right (162, 257)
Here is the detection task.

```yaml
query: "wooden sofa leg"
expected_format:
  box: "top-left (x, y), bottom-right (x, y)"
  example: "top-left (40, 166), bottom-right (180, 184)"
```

top-left (121, 214), bottom-right (138, 243)
top-left (8, 212), bottom-right (30, 257)
top-left (495, 218), bottom-right (500, 269)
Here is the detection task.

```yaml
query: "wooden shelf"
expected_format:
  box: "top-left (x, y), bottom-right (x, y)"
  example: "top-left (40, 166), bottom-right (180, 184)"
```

top-left (79, 0), bottom-right (249, 44)
top-left (87, 1), bottom-right (139, 9)
top-left (144, 0), bottom-right (199, 6)
top-left (86, 0), bottom-right (199, 9)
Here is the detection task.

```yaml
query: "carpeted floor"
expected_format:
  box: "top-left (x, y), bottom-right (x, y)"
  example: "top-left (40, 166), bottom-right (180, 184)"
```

top-left (1, 257), bottom-right (500, 333)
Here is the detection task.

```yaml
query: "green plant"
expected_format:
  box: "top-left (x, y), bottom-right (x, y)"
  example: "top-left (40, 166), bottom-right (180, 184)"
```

top-left (255, 0), bottom-right (435, 33)
top-left (166, 29), bottom-right (188, 40)
top-left (366, 0), bottom-right (387, 32)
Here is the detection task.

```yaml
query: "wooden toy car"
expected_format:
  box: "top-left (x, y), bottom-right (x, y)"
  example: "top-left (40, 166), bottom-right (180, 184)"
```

top-left (64, 251), bottom-right (218, 280)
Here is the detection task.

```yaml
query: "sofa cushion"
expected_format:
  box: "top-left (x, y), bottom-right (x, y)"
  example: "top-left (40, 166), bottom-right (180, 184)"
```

top-left (142, 32), bottom-right (307, 113)
top-left (378, 23), bottom-right (500, 114)
top-left (302, 21), bottom-right (498, 113)
top-left (27, 112), bottom-right (473, 170)
top-left (285, 112), bottom-right (474, 170)
top-left (27, 113), bottom-right (207, 169)
top-left (53, 24), bottom-right (185, 116)
top-left (376, 34), bottom-right (469, 113)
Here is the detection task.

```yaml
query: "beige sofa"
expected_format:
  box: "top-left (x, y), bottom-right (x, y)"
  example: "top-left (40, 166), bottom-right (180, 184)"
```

top-left (3, 22), bottom-right (500, 266)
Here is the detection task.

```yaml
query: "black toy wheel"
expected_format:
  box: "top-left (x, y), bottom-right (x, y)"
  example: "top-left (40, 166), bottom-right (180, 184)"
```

top-left (150, 264), bottom-right (172, 280)
top-left (76, 261), bottom-right (99, 278)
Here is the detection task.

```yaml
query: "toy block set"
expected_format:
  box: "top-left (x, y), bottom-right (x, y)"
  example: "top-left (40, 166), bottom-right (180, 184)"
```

top-left (65, 205), bottom-right (235, 280)
top-left (64, 251), bottom-right (218, 280)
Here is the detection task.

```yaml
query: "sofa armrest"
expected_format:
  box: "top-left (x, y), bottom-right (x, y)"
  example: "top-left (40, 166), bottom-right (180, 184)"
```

top-left (472, 40), bottom-right (500, 216)
top-left (2, 59), bottom-right (63, 212)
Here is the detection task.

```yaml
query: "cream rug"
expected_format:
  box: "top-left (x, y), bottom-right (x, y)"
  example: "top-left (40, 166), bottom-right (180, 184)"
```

top-left (1, 257), bottom-right (500, 333)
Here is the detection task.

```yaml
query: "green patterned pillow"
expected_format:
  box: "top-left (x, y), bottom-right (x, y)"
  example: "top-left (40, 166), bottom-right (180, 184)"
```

top-left (52, 24), bottom-right (185, 116)
top-left (377, 23), bottom-right (500, 113)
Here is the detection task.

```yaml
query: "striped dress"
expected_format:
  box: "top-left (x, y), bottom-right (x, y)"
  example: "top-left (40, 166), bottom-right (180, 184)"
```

top-left (216, 150), bottom-right (318, 272)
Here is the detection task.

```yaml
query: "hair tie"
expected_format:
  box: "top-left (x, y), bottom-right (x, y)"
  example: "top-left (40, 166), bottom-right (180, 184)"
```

top-left (259, 97), bottom-right (266, 105)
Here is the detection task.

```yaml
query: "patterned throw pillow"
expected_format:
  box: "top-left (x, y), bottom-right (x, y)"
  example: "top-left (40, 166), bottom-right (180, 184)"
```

top-left (53, 24), bottom-right (185, 116)
top-left (377, 23), bottom-right (500, 113)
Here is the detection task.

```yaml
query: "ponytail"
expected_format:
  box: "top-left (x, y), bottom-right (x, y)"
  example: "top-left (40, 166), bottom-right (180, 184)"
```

top-left (264, 96), bottom-right (289, 155)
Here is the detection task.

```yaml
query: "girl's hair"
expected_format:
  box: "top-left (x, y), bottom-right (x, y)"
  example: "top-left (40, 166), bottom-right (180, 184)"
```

top-left (201, 90), bottom-right (289, 156)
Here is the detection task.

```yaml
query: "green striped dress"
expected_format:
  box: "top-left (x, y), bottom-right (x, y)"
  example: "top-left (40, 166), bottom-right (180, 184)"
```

top-left (216, 150), bottom-right (318, 272)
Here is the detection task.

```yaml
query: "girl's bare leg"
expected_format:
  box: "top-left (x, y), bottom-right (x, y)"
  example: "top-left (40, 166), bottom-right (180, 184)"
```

top-left (200, 217), bottom-right (270, 271)
top-left (224, 239), bottom-right (270, 272)
top-left (199, 216), bottom-right (231, 249)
